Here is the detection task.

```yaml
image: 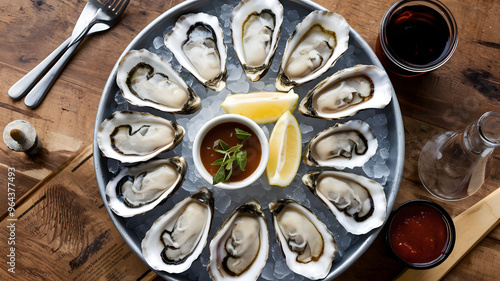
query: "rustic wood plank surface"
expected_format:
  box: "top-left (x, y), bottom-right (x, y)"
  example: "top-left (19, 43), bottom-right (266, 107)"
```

top-left (1, 144), bottom-right (158, 281)
top-left (1, 0), bottom-right (499, 280)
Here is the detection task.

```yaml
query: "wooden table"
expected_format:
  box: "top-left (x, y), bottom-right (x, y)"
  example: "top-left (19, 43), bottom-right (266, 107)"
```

top-left (1, 0), bottom-right (498, 280)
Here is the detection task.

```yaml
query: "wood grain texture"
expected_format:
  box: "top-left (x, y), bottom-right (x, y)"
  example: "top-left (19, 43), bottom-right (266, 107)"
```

top-left (0, 0), bottom-right (499, 280)
top-left (0, 0), bottom-right (186, 207)
top-left (0, 144), bottom-right (155, 281)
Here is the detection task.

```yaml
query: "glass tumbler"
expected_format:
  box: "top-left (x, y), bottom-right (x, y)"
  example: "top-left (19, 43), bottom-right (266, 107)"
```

top-left (418, 111), bottom-right (500, 200)
top-left (378, 0), bottom-right (458, 76)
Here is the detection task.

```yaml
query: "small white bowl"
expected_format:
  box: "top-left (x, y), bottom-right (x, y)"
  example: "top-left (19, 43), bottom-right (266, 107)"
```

top-left (192, 114), bottom-right (269, 189)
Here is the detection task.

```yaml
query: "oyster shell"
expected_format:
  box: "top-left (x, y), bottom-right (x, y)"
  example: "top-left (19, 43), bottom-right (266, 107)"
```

top-left (164, 12), bottom-right (227, 91)
top-left (208, 199), bottom-right (268, 281)
top-left (97, 111), bottom-right (184, 163)
top-left (303, 120), bottom-right (377, 169)
top-left (269, 199), bottom-right (336, 280)
top-left (142, 187), bottom-right (214, 273)
top-left (231, 0), bottom-right (283, 81)
top-left (299, 65), bottom-right (392, 119)
top-left (275, 10), bottom-right (350, 91)
top-left (303, 171), bottom-right (387, 235)
top-left (105, 156), bottom-right (187, 217)
top-left (116, 49), bottom-right (201, 114)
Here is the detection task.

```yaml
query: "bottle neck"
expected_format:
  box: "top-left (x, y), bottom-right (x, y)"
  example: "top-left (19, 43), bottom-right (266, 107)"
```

top-left (463, 111), bottom-right (500, 156)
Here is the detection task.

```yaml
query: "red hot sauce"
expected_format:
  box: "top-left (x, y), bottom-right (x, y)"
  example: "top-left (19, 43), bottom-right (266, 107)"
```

top-left (388, 203), bottom-right (449, 264)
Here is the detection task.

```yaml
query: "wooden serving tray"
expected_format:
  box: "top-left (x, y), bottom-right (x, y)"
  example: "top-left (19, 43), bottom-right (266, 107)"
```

top-left (0, 144), bottom-right (157, 281)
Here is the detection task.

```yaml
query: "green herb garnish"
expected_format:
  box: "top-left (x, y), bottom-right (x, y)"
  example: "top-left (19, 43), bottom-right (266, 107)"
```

top-left (235, 128), bottom-right (251, 140)
top-left (212, 128), bottom-right (251, 185)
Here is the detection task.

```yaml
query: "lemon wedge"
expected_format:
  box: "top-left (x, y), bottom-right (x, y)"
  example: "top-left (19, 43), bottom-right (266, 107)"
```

top-left (266, 111), bottom-right (302, 186)
top-left (221, 90), bottom-right (298, 124)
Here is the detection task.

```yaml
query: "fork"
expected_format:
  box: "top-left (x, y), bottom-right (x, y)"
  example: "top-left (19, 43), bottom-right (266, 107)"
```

top-left (8, 0), bottom-right (117, 101)
top-left (8, 0), bottom-right (130, 108)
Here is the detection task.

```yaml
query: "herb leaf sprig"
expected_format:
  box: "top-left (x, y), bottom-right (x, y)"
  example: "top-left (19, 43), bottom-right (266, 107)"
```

top-left (212, 128), bottom-right (251, 185)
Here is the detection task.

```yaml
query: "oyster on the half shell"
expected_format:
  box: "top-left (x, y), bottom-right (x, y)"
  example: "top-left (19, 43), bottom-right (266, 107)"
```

top-left (231, 0), bottom-right (283, 81)
top-left (97, 111), bottom-right (184, 163)
top-left (116, 49), bottom-right (201, 114)
top-left (275, 10), bottom-right (350, 91)
top-left (299, 65), bottom-right (392, 119)
top-left (269, 199), bottom-right (336, 280)
top-left (303, 119), bottom-right (378, 169)
top-left (164, 12), bottom-right (227, 91)
top-left (105, 156), bottom-right (187, 217)
top-left (303, 170), bottom-right (387, 235)
top-left (208, 199), bottom-right (269, 281)
top-left (142, 187), bottom-right (214, 273)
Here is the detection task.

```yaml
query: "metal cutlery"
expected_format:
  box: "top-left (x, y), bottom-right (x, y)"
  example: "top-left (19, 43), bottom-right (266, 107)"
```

top-left (8, 0), bottom-right (130, 108)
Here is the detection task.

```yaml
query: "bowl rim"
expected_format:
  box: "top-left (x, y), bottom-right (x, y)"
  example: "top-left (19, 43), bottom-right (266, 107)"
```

top-left (192, 113), bottom-right (269, 189)
top-left (385, 199), bottom-right (456, 269)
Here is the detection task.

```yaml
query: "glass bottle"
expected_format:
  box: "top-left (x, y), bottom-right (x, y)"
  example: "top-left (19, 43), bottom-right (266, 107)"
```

top-left (418, 111), bottom-right (500, 201)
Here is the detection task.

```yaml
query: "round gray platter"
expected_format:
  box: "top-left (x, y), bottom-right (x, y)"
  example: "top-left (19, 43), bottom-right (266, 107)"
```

top-left (93, 0), bottom-right (405, 280)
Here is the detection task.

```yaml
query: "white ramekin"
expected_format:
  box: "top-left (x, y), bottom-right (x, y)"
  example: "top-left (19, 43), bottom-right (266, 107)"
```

top-left (192, 114), bottom-right (269, 189)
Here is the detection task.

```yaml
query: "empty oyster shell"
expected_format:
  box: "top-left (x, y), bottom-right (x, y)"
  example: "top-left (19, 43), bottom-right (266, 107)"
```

top-left (164, 12), bottom-right (227, 91)
top-left (303, 170), bottom-right (387, 235)
top-left (275, 10), bottom-right (350, 91)
top-left (105, 156), bottom-right (187, 217)
top-left (97, 111), bottom-right (184, 163)
top-left (269, 199), bottom-right (336, 280)
top-left (303, 120), bottom-right (377, 169)
top-left (208, 199), bottom-right (269, 281)
top-left (299, 65), bottom-right (392, 119)
top-left (231, 0), bottom-right (283, 81)
top-left (116, 49), bottom-right (201, 114)
top-left (142, 187), bottom-right (214, 273)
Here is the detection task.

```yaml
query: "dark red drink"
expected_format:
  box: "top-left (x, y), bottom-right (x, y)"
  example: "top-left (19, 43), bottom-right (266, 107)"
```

top-left (386, 5), bottom-right (450, 66)
top-left (378, 0), bottom-right (458, 76)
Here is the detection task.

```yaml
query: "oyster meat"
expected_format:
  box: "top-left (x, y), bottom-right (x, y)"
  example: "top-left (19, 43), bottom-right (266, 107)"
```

top-left (269, 199), bottom-right (336, 280)
top-left (105, 156), bottom-right (187, 217)
top-left (208, 199), bottom-right (268, 281)
top-left (275, 10), bottom-right (350, 91)
top-left (231, 0), bottom-right (283, 81)
top-left (97, 111), bottom-right (184, 163)
top-left (164, 12), bottom-right (227, 91)
top-left (116, 49), bottom-right (201, 114)
top-left (299, 65), bottom-right (392, 119)
top-left (142, 187), bottom-right (214, 273)
top-left (303, 120), bottom-right (377, 169)
top-left (303, 171), bottom-right (387, 235)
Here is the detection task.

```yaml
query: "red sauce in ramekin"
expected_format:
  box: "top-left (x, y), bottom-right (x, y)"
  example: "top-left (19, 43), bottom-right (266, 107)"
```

top-left (388, 203), bottom-right (449, 264)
